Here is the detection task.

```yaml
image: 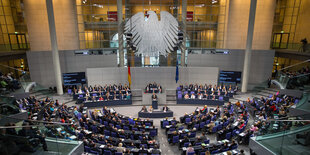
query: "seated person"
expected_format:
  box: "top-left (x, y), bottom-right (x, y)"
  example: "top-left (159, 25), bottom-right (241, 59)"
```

top-left (184, 93), bottom-right (189, 99)
top-left (152, 93), bottom-right (158, 100)
top-left (186, 144), bottom-right (195, 155)
top-left (141, 106), bottom-right (148, 112)
top-left (201, 105), bottom-right (208, 113)
top-left (91, 96), bottom-right (96, 102)
top-left (126, 92), bottom-right (131, 100)
top-left (98, 96), bottom-right (104, 101)
top-left (151, 145), bottom-right (161, 154)
top-left (191, 93), bottom-right (196, 99)
top-left (119, 93), bottom-right (125, 100)
top-left (162, 105), bottom-right (169, 112)
top-left (113, 95), bottom-right (119, 100)
top-left (158, 84), bottom-right (162, 93)
top-left (116, 143), bottom-right (126, 153)
top-left (148, 106), bottom-right (153, 112)
top-left (198, 93), bottom-right (203, 99)
top-left (145, 85), bottom-right (150, 93)
top-left (85, 92), bottom-right (90, 100)
top-left (139, 145), bottom-right (148, 154)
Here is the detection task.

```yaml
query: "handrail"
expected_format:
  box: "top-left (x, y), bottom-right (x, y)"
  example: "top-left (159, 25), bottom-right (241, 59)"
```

top-left (280, 59), bottom-right (310, 71)
top-left (291, 72), bottom-right (310, 78)
top-left (0, 123), bottom-right (71, 129)
top-left (0, 64), bottom-right (29, 73)
top-left (267, 119), bottom-right (310, 122)
top-left (0, 114), bottom-right (71, 125)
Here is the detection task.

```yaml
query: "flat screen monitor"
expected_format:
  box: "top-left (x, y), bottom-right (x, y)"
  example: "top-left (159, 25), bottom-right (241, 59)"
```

top-left (219, 71), bottom-right (241, 84)
top-left (63, 72), bottom-right (86, 86)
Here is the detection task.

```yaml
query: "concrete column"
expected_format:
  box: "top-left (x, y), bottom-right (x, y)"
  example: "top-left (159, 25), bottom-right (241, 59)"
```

top-left (181, 0), bottom-right (187, 67)
top-left (46, 0), bottom-right (63, 95)
top-left (117, 0), bottom-right (124, 67)
top-left (173, 0), bottom-right (178, 18)
top-left (125, 0), bottom-right (130, 19)
top-left (241, 0), bottom-right (257, 93)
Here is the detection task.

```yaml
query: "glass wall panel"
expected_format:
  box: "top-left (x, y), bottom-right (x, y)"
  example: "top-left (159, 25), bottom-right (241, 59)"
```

top-left (76, 0), bottom-right (227, 66)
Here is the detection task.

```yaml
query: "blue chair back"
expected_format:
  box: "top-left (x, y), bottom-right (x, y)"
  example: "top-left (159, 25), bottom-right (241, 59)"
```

top-left (189, 132), bottom-right (196, 138)
top-left (184, 142), bottom-right (190, 147)
top-left (200, 122), bottom-right (205, 129)
top-left (78, 133), bottom-right (84, 139)
top-left (294, 99), bottom-right (299, 104)
top-left (140, 144), bottom-right (148, 148)
top-left (162, 121), bottom-right (169, 128)
top-left (111, 132), bottom-right (117, 137)
top-left (185, 118), bottom-right (191, 124)
top-left (194, 124), bottom-right (199, 129)
top-left (84, 146), bottom-right (91, 152)
top-left (212, 126), bottom-right (217, 133)
top-left (204, 139), bottom-right (210, 144)
top-left (150, 129), bottom-right (157, 137)
top-left (91, 125), bottom-right (97, 133)
top-left (172, 135), bottom-right (179, 144)
top-left (226, 132), bottom-right (232, 140)
top-left (188, 152), bottom-right (195, 155)
top-left (68, 89), bottom-right (72, 95)
top-left (195, 142), bottom-right (201, 146)
top-left (104, 150), bottom-right (112, 155)
top-left (231, 144), bottom-right (238, 150)
top-left (104, 130), bottom-right (110, 136)
top-left (90, 150), bottom-right (99, 155)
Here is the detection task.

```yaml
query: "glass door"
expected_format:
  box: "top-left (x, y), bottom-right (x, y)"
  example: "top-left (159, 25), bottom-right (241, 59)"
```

top-left (8, 33), bottom-right (29, 50)
top-left (272, 33), bottom-right (289, 49)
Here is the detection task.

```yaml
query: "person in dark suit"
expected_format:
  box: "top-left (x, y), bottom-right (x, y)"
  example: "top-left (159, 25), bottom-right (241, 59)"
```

top-left (139, 145), bottom-right (148, 154)
top-left (141, 106), bottom-right (148, 112)
top-left (152, 93), bottom-right (158, 100)
top-left (162, 105), bottom-right (169, 112)
top-left (18, 123), bottom-right (48, 151)
top-left (151, 145), bottom-right (161, 154)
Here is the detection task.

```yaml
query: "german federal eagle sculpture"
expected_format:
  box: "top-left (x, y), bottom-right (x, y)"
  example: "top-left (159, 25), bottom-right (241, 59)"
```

top-left (125, 11), bottom-right (179, 56)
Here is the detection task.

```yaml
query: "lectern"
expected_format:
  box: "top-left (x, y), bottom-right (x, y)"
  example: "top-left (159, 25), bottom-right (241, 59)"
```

top-left (152, 99), bottom-right (158, 109)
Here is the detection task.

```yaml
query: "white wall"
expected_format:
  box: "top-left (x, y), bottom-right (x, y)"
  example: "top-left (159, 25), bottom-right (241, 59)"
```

top-left (187, 49), bottom-right (275, 86)
top-left (27, 49), bottom-right (274, 89)
top-left (86, 67), bottom-right (219, 90)
top-left (27, 51), bottom-right (117, 87)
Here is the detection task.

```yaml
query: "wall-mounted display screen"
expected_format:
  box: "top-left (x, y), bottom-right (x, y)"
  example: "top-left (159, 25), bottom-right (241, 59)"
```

top-left (63, 72), bottom-right (86, 86)
top-left (219, 71), bottom-right (241, 84)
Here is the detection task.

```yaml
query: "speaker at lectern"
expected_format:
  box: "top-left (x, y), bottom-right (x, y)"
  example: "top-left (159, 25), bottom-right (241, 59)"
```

top-left (151, 93), bottom-right (158, 109)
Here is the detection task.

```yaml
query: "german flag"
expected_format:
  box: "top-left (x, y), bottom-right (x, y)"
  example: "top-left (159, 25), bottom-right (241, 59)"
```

top-left (128, 65), bottom-right (132, 87)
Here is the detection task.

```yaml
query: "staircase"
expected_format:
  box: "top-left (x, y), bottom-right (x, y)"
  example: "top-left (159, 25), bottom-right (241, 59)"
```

top-left (253, 87), bottom-right (280, 98)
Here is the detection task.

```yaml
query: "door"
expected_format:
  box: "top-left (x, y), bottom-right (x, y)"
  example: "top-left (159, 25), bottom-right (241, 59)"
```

top-left (272, 33), bottom-right (289, 49)
top-left (8, 33), bottom-right (29, 50)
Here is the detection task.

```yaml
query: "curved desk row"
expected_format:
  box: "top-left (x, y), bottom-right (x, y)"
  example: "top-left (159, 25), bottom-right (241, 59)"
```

top-left (138, 110), bottom-right (173, 118)
top-left (79, 100), bottom-right (132, 108)
top-left (177, 99), bottom-right (225, 106)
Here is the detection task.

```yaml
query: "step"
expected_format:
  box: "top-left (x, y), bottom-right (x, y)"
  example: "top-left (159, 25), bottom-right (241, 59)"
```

top-left (260, 89), bottom-right (277, 94)
top-left (132, 96), bottom-right (142, 101)
top-left (265, 88), bottom-right (280, 92)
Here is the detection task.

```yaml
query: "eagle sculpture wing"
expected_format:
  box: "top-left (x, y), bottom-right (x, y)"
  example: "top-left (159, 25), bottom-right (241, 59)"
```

top-left (159, 11), bottom-right (179, 55)
top-left (125, 11), bottom-right (179, 56)
top-left (124, 12), bottom-right (145, 53)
